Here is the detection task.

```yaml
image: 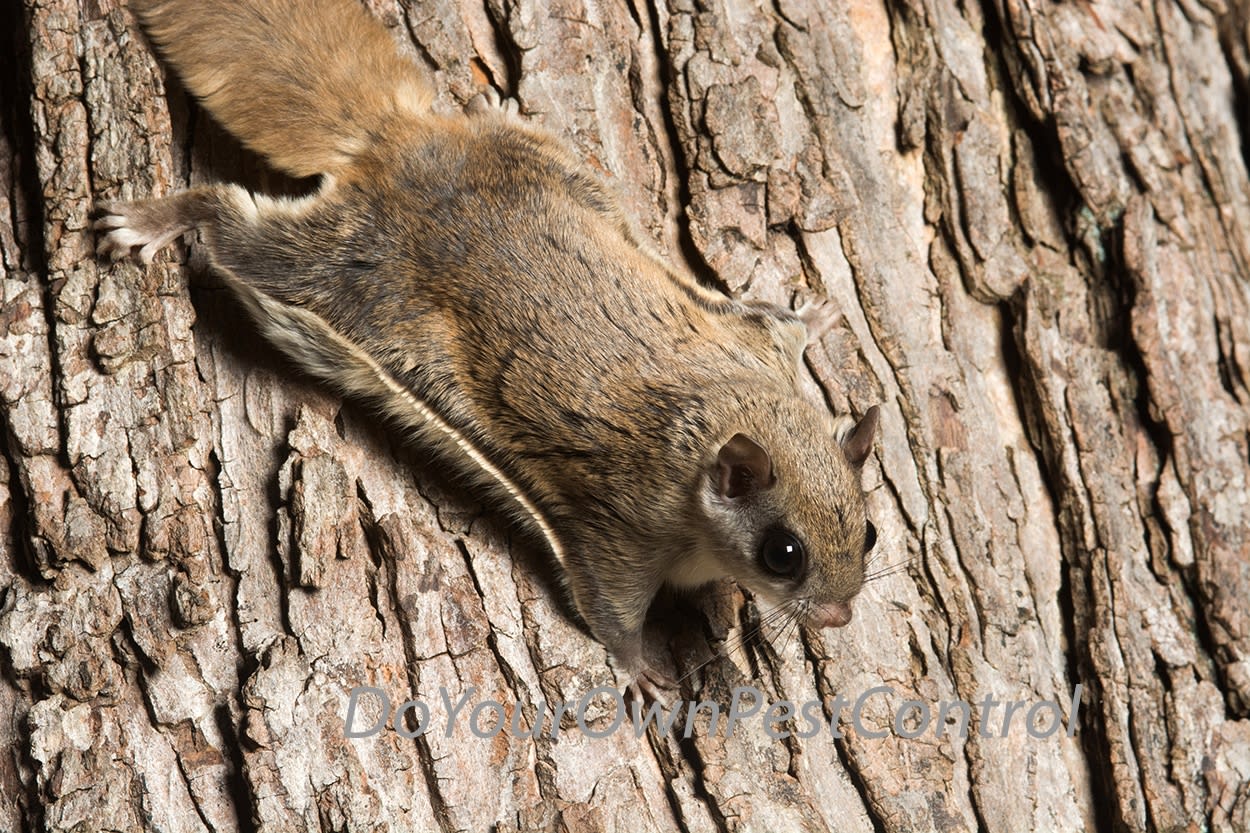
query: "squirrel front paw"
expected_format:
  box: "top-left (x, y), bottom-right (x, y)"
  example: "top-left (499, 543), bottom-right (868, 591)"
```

top-left (610, 648), bottom-right (678, 705)
top-left (795, 296), bottom-right (842, 345)
top-left (626, 665), bottom-right (679, 705)
top-left (92, 199), bottom-right (194, 265)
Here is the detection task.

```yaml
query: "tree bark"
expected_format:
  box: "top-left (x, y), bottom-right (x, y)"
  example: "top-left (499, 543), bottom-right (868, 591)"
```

top-left (3, 0), bottom-right (1249, 830)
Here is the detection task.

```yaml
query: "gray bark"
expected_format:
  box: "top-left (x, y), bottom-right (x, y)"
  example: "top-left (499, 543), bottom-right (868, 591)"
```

top-left (2, 0), bottom-right (1249, 831)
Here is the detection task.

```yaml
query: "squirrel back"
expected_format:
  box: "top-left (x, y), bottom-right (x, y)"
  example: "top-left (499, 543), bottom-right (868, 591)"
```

top-left (132, 0), bottom-right (432, 178)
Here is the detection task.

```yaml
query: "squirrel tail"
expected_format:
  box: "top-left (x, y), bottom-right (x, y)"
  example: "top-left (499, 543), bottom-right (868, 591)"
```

top-left (132, 0), bottom-right (433, 178)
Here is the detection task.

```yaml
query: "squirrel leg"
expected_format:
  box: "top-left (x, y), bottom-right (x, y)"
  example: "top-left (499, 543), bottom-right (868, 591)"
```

top-left (94, 185), bottom-right (356, 302)
top-left (92, 184), bottom-right (370, 375)
top-left (93, 185), bottom-right (302, 269)
top-left (93, 189), bottom-right (231, 265)
top-left (561, 556), bottom-right (677, 702)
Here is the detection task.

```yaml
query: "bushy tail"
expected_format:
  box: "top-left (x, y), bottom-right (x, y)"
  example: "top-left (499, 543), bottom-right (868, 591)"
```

top-left (133, 0), bottom-right (432, 178)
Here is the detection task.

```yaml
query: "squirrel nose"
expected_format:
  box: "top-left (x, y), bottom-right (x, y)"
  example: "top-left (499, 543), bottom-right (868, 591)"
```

top-left (810, 601), bottom-right (853, 628)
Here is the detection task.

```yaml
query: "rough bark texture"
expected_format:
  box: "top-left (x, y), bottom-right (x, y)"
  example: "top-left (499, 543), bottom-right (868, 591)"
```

top-left (3, 0), bottom-right (1249, 830)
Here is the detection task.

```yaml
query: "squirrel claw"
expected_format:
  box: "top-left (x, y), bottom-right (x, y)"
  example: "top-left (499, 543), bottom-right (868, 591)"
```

top-left (796, 297), bottom-right (841, 345)
top-left (626, 666), bottom-right (678, 706)
top-left (90, 200), bottom-right (189, 265)
top-left (467, 87), bottom-right (520, 119)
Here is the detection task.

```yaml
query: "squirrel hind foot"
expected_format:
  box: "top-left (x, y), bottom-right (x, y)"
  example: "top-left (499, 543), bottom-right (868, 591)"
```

top-left (466, 87), bottom-right (521, 120)
top-left (92, 199), bottom-right (194, 265)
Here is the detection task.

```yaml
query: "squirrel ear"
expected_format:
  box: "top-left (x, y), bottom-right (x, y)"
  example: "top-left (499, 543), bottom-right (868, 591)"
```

top-left (837, 405), bottom-right (880, 470)
top-left (717, 433), bottom-right (776, 498)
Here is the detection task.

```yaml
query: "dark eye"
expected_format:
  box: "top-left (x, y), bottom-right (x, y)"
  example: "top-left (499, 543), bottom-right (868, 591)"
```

top-left (864, 520), bottom-right (877, 553)
top-left (758, 529), bottom-right (805, 579)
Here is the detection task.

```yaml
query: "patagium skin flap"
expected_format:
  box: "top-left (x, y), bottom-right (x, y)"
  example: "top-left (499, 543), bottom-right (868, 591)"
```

top-left (95, 0), bottom-right (880, 700)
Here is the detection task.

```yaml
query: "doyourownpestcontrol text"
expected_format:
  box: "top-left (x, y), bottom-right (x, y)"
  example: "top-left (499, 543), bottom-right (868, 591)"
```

top-left (344, 684), bottom-right (1084, 741)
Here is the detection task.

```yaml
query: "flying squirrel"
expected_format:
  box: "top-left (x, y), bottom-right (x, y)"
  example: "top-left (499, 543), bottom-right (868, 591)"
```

top-left (94, 0), bottom-right (881, 700)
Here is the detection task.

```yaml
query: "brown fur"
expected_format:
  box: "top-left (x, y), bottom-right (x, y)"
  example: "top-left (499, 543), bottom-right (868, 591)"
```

top-left (131, 0), bottom-right (431, 177)
top-left (97, 0), bottom-right (879, 697)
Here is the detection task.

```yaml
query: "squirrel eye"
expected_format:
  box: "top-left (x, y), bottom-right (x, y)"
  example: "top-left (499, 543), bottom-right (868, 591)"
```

top-left (758, 529), bottom-right (805, 579)
top-left (864, 520), bottom-right (877, 553)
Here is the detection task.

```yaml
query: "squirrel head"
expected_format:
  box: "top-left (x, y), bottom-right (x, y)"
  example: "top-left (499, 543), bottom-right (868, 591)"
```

top-left (695, 401), bottom-right (880, 629)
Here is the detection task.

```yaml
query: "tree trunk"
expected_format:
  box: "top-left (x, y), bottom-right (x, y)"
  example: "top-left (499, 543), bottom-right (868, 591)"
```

top-left (3, 0), bottom-right (1249, 830)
